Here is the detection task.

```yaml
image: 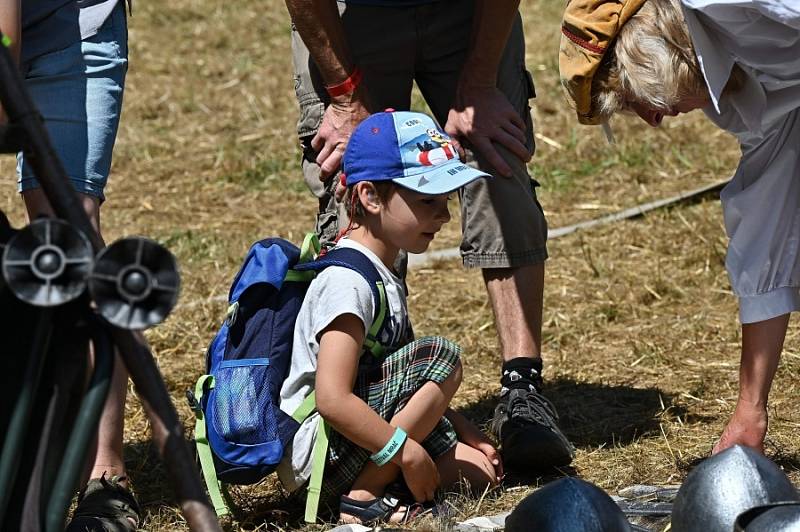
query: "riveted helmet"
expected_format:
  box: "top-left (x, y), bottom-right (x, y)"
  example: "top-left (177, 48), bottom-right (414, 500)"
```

top-left (734, 502), bottom-right (800, 531)
top-left (506, 477), bottom-right (631, 532)
top-left (671, 446), bottom-right (800, 532)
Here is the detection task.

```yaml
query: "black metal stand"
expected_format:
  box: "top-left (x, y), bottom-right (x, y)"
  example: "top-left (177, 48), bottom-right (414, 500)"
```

top-left (0, 32), bottom-right (220, 531)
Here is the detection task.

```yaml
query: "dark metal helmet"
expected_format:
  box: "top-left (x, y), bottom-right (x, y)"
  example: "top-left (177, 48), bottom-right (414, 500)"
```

top-left (734, 502), bottom-right (800, 531)
top-left (671, 445), bottom-right (800, 532)
top-left (505, 477), bottom-right (631, 532)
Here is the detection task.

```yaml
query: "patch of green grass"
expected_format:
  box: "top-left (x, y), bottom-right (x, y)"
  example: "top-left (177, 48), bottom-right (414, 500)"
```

top-left (618, 142), bottom-right (653, 169)
top-left (160, 229), bottom-right (224, 263)
top-left (222, 155), bottom-right (307, 193)
top-left (534, 164), bottom-right (576, 191)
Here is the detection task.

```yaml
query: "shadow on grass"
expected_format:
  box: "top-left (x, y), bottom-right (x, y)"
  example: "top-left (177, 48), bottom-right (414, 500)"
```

top-left (123, 438), bottom-right (314, 530)
top-left (458, 377), bottom-right (710, 450)
top-left (122, 379), bottom-right (719, 529)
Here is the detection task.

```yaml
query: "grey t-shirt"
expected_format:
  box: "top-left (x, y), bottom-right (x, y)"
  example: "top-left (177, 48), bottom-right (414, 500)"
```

top-left (21, 0), bottom-right (121, 64)
top-left (276, 238), bottom-right (412, 492)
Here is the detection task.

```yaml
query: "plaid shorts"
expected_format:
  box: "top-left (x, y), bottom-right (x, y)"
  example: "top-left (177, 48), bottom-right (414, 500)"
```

top-left (320, 336), bottom-right (461, 502)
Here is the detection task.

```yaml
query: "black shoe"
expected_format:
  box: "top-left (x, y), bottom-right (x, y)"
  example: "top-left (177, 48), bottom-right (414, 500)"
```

top-left (492, 386), bottom-right (575, 471)
top-left (66, 474), bottom-right (140, 532)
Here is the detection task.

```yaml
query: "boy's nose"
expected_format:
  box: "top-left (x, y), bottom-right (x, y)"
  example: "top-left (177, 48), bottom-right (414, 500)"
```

top-left (437, 202), bottom-right (451, 223)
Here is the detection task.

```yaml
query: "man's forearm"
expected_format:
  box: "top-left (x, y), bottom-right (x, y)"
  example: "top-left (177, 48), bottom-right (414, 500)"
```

top-left (0, 0), bottom-right (21, 63)
top-left (285, 0), bottom-right (354, 87)
top-left (462, 0), bottom-right (521, 86)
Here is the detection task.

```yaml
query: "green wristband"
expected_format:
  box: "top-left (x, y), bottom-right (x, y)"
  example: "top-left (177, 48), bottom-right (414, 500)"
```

top-left (370, 427), bottom-right (407, 466)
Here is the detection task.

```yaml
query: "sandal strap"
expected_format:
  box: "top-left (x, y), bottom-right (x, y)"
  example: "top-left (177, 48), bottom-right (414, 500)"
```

top-left (340, 494), bottom-right (401, 524)
top-left (67, 474), bottom-right (140, 532)
top-left (384, 481), bottom-right (447, 522)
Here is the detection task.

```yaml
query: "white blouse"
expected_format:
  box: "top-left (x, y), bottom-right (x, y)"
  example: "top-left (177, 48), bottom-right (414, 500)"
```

top-left (682, 0), bottom-right (800, 323)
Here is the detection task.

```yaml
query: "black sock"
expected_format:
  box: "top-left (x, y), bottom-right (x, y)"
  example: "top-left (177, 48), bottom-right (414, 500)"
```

top-left (500, 357), bottom-right (543, 395)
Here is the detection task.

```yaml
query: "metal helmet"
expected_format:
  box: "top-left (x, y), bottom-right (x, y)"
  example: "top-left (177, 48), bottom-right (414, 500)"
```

top-left (505, 477), bottom-right (631, 532)
top-left (734, 502), bottom-right (800, 531)
top-left (671, 445), bottom-right (800, 532)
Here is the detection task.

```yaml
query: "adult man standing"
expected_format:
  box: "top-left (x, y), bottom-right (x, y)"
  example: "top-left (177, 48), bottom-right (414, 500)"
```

top-left (284, 0), bottom-right (574, 471)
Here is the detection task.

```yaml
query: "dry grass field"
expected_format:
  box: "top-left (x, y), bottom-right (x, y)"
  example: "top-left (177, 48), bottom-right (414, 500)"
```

top-left (1, 0), bottom-right (798, 530)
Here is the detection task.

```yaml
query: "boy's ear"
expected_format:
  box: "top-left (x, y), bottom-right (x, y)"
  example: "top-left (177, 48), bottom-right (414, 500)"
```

top-left (357, 182), bottom-right (381, 213)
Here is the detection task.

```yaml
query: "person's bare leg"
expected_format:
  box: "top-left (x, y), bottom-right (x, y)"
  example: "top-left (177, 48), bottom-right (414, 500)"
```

top-left (23, 188), bottom-right (130, 486)
top-left (712, 313), bottom-right (790, 455)
top-left (484, 262), bottom-right (574, 468)
top-left (340, 362), bottom-right (462, 523)
top-left (483, 264), bottom-right (544, 361)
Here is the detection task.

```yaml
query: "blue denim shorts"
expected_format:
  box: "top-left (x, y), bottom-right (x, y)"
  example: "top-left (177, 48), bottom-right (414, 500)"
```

top-left (17, 2), bottom-right (128, 201)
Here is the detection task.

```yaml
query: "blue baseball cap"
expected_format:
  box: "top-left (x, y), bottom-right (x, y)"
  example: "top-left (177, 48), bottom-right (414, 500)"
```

top-left (342, 110), bottom-right (490, 195)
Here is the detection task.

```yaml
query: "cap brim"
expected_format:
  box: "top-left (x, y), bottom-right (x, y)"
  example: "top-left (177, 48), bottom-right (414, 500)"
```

top-left (391, 159), bottom-right (490, 195)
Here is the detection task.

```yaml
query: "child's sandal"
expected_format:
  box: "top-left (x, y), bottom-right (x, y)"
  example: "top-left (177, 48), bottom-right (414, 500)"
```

top-left (339, 493), bottom-right (429, 525)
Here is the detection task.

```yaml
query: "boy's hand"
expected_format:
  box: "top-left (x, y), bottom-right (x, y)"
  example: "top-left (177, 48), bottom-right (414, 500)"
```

top-left (467, 433), bottom-right (503, 482)
top-left (396, 438), bottom-right (439, 502)
top-left (449, 412), bottom-right (503, 481)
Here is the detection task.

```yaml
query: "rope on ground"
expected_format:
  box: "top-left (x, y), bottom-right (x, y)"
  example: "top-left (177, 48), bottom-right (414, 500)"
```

top-left (407, 178), bottom-right (728, 268)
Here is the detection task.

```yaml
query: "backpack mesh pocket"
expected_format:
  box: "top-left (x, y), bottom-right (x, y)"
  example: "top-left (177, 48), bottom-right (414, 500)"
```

top-left (211, 359), bottom-right (278, 445)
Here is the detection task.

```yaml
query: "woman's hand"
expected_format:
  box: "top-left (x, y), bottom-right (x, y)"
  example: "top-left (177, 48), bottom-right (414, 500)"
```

top-left (396, 438), bottom-right (440, 502)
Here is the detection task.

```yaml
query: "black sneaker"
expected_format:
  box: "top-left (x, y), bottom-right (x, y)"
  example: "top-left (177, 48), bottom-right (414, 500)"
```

top-left (492, 385), bottom-right (575, 471)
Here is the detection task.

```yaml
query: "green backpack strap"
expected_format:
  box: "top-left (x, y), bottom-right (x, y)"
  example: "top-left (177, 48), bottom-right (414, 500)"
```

top-left (298, 232), bottom-right (321, 263)
top-left (304, 415), bottom-right (330, 524)
top-left (292, 390), bottom-right (317, 424)
top-left (285, 233), bottom-right (322, 283)
top-left (192, 374), bottom-right (232, 517)
top-left (291, 392), bottom-right (330, 524)
top-left (362, 280), bottom-right (387, 358)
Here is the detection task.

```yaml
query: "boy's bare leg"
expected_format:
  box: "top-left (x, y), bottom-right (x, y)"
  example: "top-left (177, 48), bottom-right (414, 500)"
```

top-left (340, 363), bottom-right (462, 521)
top-left (22, 188), bottom-right (129, 486)
top-left (712, 313), bottom-right (790, 455)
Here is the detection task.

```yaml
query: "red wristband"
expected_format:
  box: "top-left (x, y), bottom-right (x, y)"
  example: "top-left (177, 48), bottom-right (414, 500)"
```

top-left (326, 67), bottom-right (362, 98)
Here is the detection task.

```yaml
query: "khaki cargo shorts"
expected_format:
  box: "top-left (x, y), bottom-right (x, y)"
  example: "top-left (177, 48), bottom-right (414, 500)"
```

top-left (291, 0), bottom-right (547, 268)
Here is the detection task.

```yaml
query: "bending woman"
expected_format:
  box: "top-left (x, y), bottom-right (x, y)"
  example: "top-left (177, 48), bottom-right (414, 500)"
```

top-left (559, 0), bottom-right (799, 454)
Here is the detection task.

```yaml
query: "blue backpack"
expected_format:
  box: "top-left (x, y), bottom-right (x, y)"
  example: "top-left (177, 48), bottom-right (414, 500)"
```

top-left (190, 234), bottom-right (389, 522)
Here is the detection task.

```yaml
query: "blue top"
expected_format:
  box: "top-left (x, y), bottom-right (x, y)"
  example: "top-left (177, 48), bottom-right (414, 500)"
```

top-left (21, 0), bottom-right (120, 64)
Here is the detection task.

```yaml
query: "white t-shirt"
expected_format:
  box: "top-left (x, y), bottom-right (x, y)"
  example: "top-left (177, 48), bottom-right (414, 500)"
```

top-left (276, 238), bottom-right (412, 492)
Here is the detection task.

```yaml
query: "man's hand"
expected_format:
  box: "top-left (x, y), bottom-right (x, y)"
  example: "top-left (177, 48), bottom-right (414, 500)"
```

top-left (445, 83), bottom-right (530, 178)
top-left (397, 437), bottom-right (440, 502)
top-left (311, 86), bottom-right (371, 182)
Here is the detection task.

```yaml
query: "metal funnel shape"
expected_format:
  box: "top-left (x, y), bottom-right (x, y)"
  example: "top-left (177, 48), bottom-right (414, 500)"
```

top-left (89, 237), bottom-right (180, 329)
top-left (1, 218), bottom-right (92, 306)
